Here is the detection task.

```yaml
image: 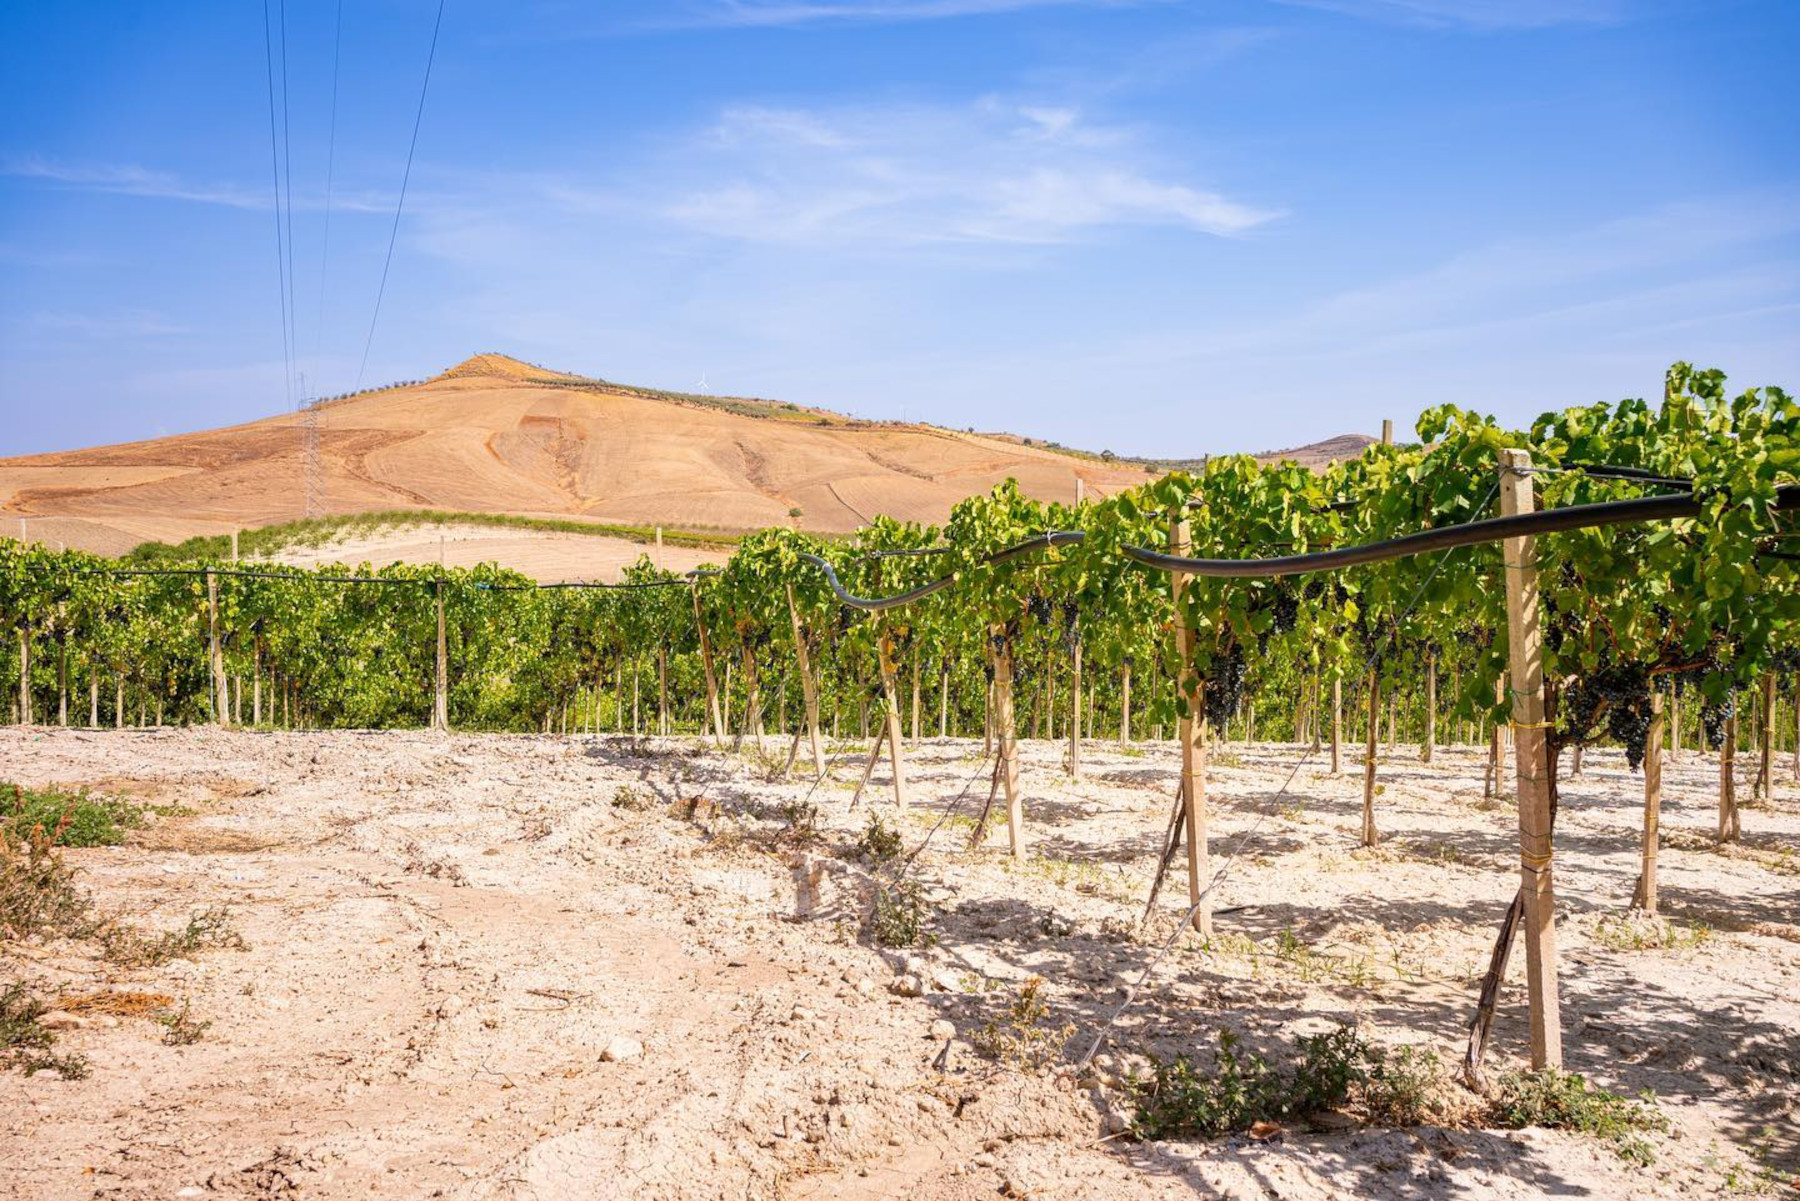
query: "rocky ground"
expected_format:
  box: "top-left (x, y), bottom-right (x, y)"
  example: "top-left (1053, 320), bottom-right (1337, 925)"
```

top-left (1, 724), bottom-right (1795, 1199)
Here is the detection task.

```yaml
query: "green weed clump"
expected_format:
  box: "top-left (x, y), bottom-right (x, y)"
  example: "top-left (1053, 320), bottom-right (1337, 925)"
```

top-left (4, 783), bottom-right (141, 848)
top-left (1489, 1069), bottom-right (1668, 1166)
top-left (855, 814), bottom-right (902, 863)
top-left (868, 881), bottom-right (927, 948)
top-left (972, 977), bottom-right (1075, 1071)
top-left (1130, 1026), bottom-right (1457, 1140)
top-left (102, 906), bottom-right (248, 968)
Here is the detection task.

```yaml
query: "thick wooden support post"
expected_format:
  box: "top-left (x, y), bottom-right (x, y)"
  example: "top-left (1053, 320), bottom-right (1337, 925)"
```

top-left (785, 586), bottom-right (825, 774)
top-left (1361, 670), bottom-right (1380, 846)
top-left (992, 629), bottom-right (1025, 858)
top-left (1170, 513), bottom-right (1211, 938)
top-left (433, 580), bottom-right (449, 731)
top-left (1633, 691), bottom-right (1663, 914)
top-left (1499, 447), bottom-right (1562, 1071)
top-left (207, 570), bottom-right (229, 727)
top-left (690, 584), bottom-right (726, 745)
top-left (877, 626), bottom-right (910, 807)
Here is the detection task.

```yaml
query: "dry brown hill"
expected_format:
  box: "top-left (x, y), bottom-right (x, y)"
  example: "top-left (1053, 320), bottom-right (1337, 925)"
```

top-left (0, 355), bottom-right (1372, 558)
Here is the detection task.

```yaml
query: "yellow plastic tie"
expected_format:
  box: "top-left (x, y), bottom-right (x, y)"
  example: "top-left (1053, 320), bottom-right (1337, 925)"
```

top-left (1519, 849), bottom-right (1554, 871)
top-left (1509, 719), bottom-right (1555, 731)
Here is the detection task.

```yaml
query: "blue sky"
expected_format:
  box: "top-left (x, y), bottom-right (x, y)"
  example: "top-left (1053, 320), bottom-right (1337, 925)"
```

top-left (2, 0), bottom-right (1795, 458)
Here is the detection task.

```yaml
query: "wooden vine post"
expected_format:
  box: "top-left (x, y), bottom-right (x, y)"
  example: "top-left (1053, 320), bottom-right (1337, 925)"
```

top-left (992, 625), bottom-right (1025, 857)
top-left (1361, 670), bottom-right (1380, 846)
top-left (1068, 628), bottom-right (1083, 778)
top-left (785, 584), bottom-right (825, 774)
top-left (433, 579), bottom-right (449, 731)
top-left (690, 582), bottom-right (726, 745)
top-left (207, 569), bottom-right (229, 727)
top-left (15, 623), bottom-right (28, 725)
top-left (1632, 691), bottom-right (1663, 914)
top-left (1719, 709), bottom-right (1739, 842)
top-left (1169, 512), bottom-right (1212, 937)
top-left (1422, 649), bottom-right (1436, 763)
top-left (1757, 672), bottom-right (1774, 801)
top-left (1330, 675), bottom-right (1341, 774)
top-left (1498, 446), bottom-right (1563, 1071)
top-left (876, 622), bottom-right (911, 806)
top-left (1118, 661), bottom-right (1132, 749)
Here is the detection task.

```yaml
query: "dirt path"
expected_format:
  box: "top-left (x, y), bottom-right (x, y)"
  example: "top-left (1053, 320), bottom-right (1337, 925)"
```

top-left (1, 728), bottom-right (1795, 1199)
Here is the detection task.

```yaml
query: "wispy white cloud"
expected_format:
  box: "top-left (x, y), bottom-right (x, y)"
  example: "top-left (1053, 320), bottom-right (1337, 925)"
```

top-left (659, 0), bottom-right (1158, 29)
top-left (1273, 0), bottom-right (1637, 30)
top-left (1, 157), bottom-right (390, 213)
top-left (28, 310), bottom-right (193, 339)
top-left (648, 98), bottom-right (1275, 245)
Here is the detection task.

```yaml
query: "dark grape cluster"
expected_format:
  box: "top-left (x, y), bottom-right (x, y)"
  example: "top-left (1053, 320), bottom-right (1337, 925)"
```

top-left (1701, 695), bottom-right (1734, 751)
top-left (1203, 643), bottom-right (1247, 730)
top-left (1268, 586), bottom-right (1298, 637)
top-left (1027, 594), bottom-right (1053, 624)
top-left (1565, 661), bottom-right (1654, 769)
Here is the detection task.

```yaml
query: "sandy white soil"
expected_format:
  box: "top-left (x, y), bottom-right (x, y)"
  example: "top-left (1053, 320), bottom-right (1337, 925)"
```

top-left (0, 726), bottom-right (1795, 1200)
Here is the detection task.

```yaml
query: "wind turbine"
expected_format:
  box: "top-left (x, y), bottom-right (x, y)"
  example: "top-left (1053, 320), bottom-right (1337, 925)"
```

top-left (695, 372), bottom-right (710, 395)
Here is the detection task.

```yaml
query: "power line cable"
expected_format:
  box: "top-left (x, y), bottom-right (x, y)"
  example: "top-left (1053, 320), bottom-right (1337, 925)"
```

top-left (259, 0), bottom-right (294, 414)
top-left (313, 0), bottom-right (344, 393)
top-left (278, 0), bottom-right (299, 404)
top-left (356, 0), bottom-right (447, 390)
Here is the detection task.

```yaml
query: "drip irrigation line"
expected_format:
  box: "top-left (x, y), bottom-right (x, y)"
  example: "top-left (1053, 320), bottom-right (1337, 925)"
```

top-left (888, 749), bottom-right (995, 886)
top-left (1076, 478), bottom-right (1502, 1069)
top-left (1121, 483), bottom-right (1800, 580)
top-left (355, 0), bottom-right (446, 390)
top-left (800, 532), bottom-right (1082, 612)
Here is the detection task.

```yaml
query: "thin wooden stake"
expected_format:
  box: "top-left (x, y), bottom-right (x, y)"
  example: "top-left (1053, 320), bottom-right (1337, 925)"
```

top-left (207, 569), bottom-right (228, 727)
top-left (1361, 669), bottom-right (1380, 846)
top-left (1719, 709), bottom-right (1740, 842)
top-left (785, 585), bottom-right (826, 775)
top-left (993, 629), bottom-right (1025, 858)
top-left (1632, 690), bottom-right (1663, 914)
top-left (876, 625), bottom-right (910, 807)
top-left (433, 580), bottom-right (449, 730)
top-left (691, 583), bottom-right (725, 745)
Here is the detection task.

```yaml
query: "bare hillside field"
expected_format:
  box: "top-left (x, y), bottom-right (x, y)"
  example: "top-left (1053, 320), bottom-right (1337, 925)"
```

top-left (0, 356), bottom-right (1157, 552)
top-left (2, 728), bottom-right (1795, 1199)
top-left (265, 523), bottom-right (729, 583)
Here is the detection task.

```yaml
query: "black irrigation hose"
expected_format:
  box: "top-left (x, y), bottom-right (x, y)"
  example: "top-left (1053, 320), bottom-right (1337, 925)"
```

top-left (1120, 484), bottom-right (1800, 579)
top-left (800, 532), bottom-right (1083, 612)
